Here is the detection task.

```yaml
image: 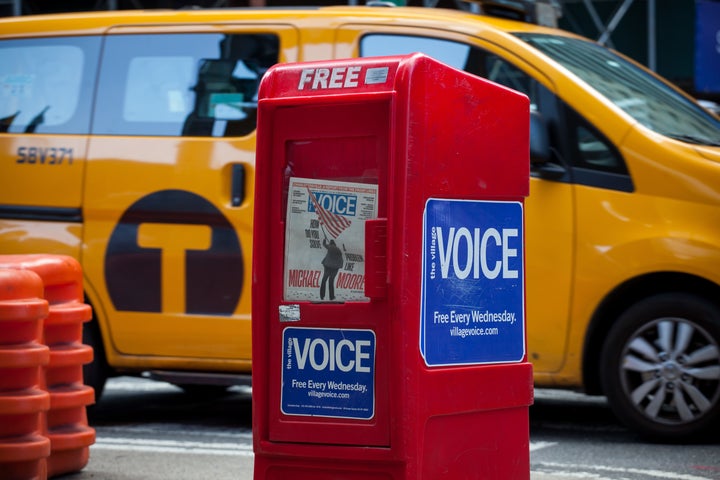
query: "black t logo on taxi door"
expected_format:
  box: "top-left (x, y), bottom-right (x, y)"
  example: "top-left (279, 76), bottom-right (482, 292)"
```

top-left (105, 190), bottom-right (243, 315)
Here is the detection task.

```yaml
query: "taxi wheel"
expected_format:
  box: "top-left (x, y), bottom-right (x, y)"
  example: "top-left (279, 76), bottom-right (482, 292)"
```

top-left (600, 293), bottom-right (720, 441)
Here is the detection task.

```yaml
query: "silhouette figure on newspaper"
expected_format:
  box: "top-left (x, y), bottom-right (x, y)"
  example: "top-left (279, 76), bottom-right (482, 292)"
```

top-left (320, 237), bottom-right (343, 301)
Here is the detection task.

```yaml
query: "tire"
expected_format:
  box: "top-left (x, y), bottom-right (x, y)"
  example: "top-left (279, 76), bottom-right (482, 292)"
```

top-left (82, 319), bottom-right (110, 403)
top-left (600, 293), bottom-right (720, 441)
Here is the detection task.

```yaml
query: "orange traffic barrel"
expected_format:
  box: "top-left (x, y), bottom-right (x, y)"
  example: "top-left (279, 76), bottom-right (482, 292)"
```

top-left (0, 268), bottom-right (51, 480)
top-left (44, 302), bottom-right (95, 478)
top-left (0, 255), bottom-right (83, 305)
top-left (0, 255), bottom-right (96, 478)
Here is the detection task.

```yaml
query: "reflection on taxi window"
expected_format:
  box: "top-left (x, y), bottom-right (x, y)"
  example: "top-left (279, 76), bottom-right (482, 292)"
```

top-left (0, 36), bottom-right (100, 134)
top-left (93, 33), bottom-right (279, 138)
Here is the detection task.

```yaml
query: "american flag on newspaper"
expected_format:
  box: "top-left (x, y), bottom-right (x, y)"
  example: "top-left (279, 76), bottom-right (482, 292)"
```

top-left (306, 187), bottom-right (352, 239)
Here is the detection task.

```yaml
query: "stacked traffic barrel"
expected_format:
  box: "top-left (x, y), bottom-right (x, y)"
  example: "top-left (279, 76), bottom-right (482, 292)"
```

top-left (0, 255), bottom-right (96, 478)
top-left (0, 268), bottom-right (51, 479)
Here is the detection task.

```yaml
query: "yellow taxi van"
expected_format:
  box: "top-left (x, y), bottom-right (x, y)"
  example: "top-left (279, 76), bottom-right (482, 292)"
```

top-left (1, 2), bottom-right (719, 441)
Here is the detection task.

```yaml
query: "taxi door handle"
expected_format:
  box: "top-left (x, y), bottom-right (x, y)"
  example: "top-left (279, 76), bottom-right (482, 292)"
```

top-left (231, 164), bottom-right (245, 207)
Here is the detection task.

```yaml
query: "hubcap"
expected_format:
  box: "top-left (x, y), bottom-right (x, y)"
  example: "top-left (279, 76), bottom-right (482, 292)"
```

top-left (619, 318), bottom-right (720, 425)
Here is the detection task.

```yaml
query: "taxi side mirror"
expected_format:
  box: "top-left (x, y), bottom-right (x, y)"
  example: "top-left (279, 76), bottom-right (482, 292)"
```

top-left (530, 110), bottom-right (566, 179)
top-left (529, 110), bottom-right (550, 164)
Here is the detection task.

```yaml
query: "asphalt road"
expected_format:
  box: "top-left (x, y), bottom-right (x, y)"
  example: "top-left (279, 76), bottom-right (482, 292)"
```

top-left (52, 377), bottom-right (720, 480)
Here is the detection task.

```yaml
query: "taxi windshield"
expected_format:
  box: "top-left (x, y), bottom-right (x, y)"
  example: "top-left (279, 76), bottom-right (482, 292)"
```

top-left (515, 33), bottom-right (720, 147)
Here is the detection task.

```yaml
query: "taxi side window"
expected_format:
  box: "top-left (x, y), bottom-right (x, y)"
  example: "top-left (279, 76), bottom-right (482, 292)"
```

top-left (483, 55), bottom-right (533, 100)
top-left (360, 33), bottom-right (631, 190)
top-left (564, 104), bottom-right (633, 191)
top-left (92, 33), bottom-right (279, 137)
top-left (574, 121), bottom-right (628, 174)
top-left (360, 34), bottom-right (539, 109)
top-left (0, 36), bottom-right (101, 134)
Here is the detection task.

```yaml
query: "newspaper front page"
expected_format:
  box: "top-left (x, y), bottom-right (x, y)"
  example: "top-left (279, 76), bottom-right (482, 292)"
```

top-left (284, 177), bottom-right (379, 302)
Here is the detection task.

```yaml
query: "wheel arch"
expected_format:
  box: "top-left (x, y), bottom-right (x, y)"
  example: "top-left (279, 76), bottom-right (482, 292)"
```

top-left (82, 292), bottom-right (110, 364)
top-left (582, 271), bottom-right (720, 395)
top-left (82, 284), bottom-right (115, 401)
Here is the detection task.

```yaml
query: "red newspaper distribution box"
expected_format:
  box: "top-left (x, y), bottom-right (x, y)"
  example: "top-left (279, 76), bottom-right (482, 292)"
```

top-left (252, 53), bottom-right (532, 479)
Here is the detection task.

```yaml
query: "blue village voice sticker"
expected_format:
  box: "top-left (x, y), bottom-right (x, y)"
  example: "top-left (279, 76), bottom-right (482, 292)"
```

top-left (420, 198), bottom-right (525, 367)
top-left (281, 327), bottom-right (375, 419)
